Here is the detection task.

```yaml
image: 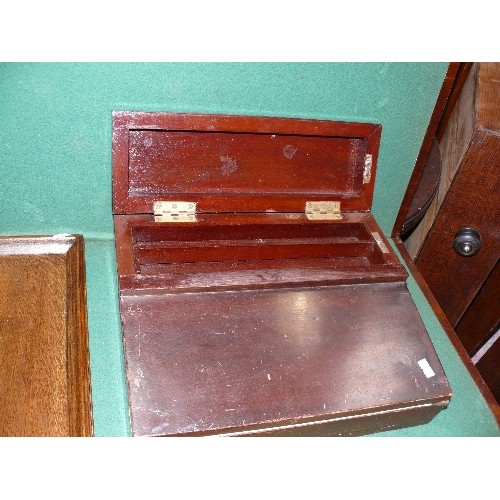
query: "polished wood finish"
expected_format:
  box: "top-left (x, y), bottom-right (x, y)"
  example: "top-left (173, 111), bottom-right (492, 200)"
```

top-left (0, 235), bottom-right (93, 436)
top-left (115, 212), bottom-right (406, 293)
top-left (416, 63), bottom-right (500, 326)
top-left (123, 283), bottom-right (450, 436)
top-left (112, 111), bottom-right (381, 215)
top-left (404, 64), bottom-right (479, 259)
top-left (393, 63), bottom-right (460, 239)
top-left (113, 112), bottom-right (451, 436)
top-left (456, 260), bottom-right (500, 355)
top-left (394, 63), bottom-right (500, 425)
top-left (401, 138), bottom-right (442, 237)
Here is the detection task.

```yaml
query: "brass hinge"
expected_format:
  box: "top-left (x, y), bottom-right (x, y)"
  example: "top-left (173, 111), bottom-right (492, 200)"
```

top-left (305, 201), bottom-right (341, 220)
top-left (153, 201), bottom-right (197, 222)
top-left (363, 154), bottom-right (372, 184)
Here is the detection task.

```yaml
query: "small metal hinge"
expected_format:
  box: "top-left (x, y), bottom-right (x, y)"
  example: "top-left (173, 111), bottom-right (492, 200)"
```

top-left (363, 154), bottom-right (372, 184)
top-left (153, 201), bottom-right (197, 222)
top-left (305, 201), bottom-right (341, 220)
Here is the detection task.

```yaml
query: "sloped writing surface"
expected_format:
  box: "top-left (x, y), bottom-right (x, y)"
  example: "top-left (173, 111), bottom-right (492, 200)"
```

top-left (121, 283), bottom-right (450, 436)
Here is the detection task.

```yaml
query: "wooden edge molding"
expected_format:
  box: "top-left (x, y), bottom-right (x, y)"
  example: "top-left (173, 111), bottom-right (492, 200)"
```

top-left (392, 62), bottom-right (500, 427)
top-left (392, 63), bottom-right (461, 239)
top-left (435, 63), bottom-right (474, 141)
top-left (393, 237), bottom-right (500, 428)
top-left (65, 235), bottom-right (94, 436)
top-left (0, 235), bottom-right (93, 436)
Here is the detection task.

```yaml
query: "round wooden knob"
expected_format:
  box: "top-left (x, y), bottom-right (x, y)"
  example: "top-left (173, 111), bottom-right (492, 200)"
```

top-left (453, 228), bottom-right (481, 257)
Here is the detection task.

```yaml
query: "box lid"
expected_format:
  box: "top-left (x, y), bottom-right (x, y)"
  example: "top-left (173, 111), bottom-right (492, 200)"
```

top-left (112, 112), bottom-right (381, 216)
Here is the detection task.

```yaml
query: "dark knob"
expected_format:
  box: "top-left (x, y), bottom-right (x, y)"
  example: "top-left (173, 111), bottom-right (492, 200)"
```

top-left (453, 228), bottom-right (481, 257)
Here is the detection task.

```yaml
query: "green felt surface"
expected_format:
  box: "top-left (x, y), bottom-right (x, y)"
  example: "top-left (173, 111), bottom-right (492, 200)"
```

top-left (0, 63), bottom-right (497, 436)
top-left (372, 243), bottom-right (499, 436)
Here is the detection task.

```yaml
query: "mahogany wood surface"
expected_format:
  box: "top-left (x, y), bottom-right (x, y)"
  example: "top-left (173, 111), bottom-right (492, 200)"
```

top-left (416, 131), bottom-right (500, 326)
top-left (113, 112), bottom-right (381, 215)
top-left (415, 64), bottom-right (500, 327)
top-left (404, 64), bottom-right (479, 260)
top-left (394, 62), bottom-right (500, 426)
top-left (122, 283), bottom-right (450, 436)
top-left (0, 235), bottom-right (93, 436)
top-left (115, 213), bottom-right (406, 293)
top-left (236, 403), bottom-right (448, 437)
top-left (456, 260), bottom-right (500, 355)
top-left (113, 112), bottom-right (451, 436)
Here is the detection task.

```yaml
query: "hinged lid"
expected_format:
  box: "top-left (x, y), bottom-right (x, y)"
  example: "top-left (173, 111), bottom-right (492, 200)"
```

top-left (153, 200), bottom-right (342, 222)
top-left (112, 112), bottom-right (381, 216)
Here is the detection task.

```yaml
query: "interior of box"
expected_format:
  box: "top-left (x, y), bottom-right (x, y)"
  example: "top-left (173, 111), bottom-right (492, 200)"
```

top-left (136, 221), bottom-right (384, 268)
top-left (115, 213), bottom-right (407, 291)
top-left (112, 112), bottom-right (381, 215)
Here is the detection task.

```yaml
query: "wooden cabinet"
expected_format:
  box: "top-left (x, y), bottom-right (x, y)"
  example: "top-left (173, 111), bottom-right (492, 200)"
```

top-left (403, 63), bottom-right (500, 405)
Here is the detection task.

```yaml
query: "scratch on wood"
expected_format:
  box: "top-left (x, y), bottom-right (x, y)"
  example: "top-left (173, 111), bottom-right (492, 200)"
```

top-left (151, 422), bottom-right (170, 434)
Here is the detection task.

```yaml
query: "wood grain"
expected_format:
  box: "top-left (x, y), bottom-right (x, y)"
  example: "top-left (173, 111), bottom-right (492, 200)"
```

top-left (113, 112), bottom-right (451, 436)
top-left (415, 64), bottom-right (500, 327)
top-left (399, 63), bottom-right (500, 422)
top-left (122, 283), bottom-right (450, 436)
top-left (477, 62), bottom-right (500, 131)
top-left (115, 212), bottom-right (406, 292)
top-left (0, 235), bottom-right (93, 436)
top-left (405, 63), bottom-right (478, 259)
top-left (112, 112), bottom-right (381, 215)
top-left (416, 129), bottom-right (500, 326)
top-left (392, 63), bottom-right (460, 238)
top-left (435, 63), bottom-right (473, 142)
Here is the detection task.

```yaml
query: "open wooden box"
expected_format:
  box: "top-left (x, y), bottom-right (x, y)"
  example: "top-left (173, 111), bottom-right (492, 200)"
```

top-left (112, 111), bottom-right (451, 436)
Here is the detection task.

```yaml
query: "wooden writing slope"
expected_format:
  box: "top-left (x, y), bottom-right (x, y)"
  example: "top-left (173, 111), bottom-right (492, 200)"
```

top-left (112, 112), bottom-right (451, 436)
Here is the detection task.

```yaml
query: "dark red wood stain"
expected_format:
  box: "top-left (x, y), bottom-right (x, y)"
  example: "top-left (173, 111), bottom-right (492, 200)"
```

top-left (122, 283), bottom-right (449, 436)
top-left (112, 112), bottom-right (451, 436)
top-left (113, 112), bottom-right (381, 215)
